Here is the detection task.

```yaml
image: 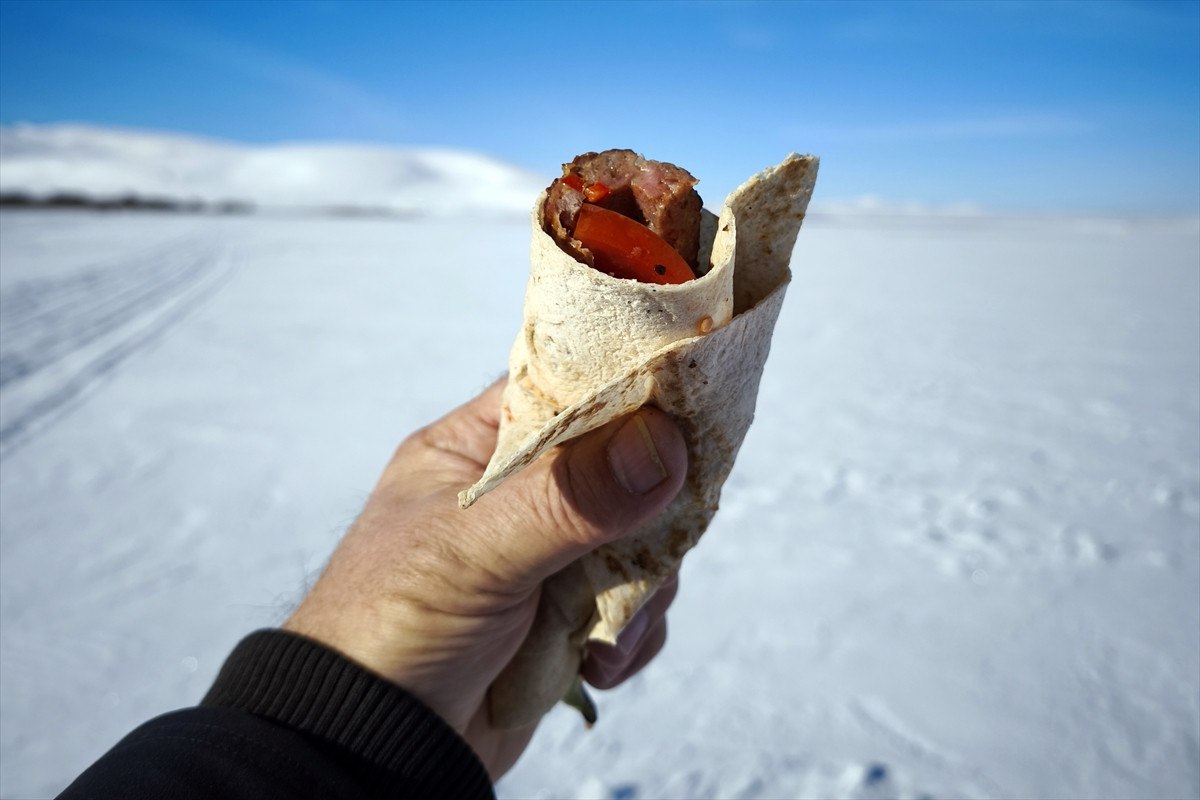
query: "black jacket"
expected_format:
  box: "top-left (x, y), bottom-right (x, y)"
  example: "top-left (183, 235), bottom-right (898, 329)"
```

top-left (59, 630), bottom-right (495, 799)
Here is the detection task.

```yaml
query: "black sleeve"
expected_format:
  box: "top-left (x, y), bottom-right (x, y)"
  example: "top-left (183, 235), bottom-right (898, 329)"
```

top-left (59, 629), bottom-right (495, 800)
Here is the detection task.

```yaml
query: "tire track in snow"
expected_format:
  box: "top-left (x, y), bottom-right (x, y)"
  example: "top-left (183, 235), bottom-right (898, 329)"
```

top-left (0, 236), bottom-right (232, 455)
top-left (0, 236), bottom-right (206, 384)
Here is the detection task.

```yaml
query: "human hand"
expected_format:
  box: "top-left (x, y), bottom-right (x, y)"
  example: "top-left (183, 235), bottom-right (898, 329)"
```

top-left (282, 378), bottom-right (687, 779)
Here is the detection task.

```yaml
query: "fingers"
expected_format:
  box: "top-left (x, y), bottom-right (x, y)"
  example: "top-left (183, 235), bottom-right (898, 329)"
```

top-left (582, 573), bottom-right (679, 690)
top-left (469, 405), bottom-right (688, 590)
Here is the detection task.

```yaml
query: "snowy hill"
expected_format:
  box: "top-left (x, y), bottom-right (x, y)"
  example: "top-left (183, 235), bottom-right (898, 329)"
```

top-left (0, 123), bottom-right (547, 217)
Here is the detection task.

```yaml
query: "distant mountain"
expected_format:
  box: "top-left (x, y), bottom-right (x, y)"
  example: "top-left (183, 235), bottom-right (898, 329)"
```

top-left (0, 123), bottom-right (547, 217)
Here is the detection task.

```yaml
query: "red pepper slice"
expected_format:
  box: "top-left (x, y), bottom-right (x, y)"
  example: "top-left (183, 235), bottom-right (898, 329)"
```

top-left (573, 204), bottom-right (695, 285)
top-left (560, 173), bottom-right (610, 203)
top-left (583, 182), bottom-right (610, 203)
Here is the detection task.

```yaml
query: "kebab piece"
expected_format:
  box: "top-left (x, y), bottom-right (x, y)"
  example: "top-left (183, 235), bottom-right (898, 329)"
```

top-left (544, 149), bottom-right (702, 285)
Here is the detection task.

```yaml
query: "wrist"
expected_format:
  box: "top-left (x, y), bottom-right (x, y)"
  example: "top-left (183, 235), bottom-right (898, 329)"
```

top-left (202, 629), bottom-right (495, 796)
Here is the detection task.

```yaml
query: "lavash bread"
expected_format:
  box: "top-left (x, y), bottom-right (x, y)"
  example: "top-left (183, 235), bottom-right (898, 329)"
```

top-left (459, 153), bottom-right (819, 729)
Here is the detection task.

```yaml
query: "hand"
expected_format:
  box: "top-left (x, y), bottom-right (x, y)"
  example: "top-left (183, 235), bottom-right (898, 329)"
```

top-left (282, 378), bottom-right (688, 778)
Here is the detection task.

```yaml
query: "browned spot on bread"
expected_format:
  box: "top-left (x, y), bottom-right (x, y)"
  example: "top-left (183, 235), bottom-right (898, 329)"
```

top-left (605, 554), bottom-right (631, 581)
top-left (554, 399), bottom-right (606, 430)
top-left (633, 548), bottom-right (663, 575)
top-left (697, 316), bottom-right (713, 334)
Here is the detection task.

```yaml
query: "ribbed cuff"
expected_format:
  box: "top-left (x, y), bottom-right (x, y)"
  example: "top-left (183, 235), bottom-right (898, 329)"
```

top-left (201, 629), bottom-right (494, 798)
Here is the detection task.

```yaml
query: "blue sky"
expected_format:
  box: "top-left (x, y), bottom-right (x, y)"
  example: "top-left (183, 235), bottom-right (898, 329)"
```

top-left (1, 0), bottom-right (1197, 213)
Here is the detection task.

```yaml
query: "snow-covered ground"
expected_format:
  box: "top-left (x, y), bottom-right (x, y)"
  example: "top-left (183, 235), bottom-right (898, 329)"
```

top-left (1, 203), bottom-right (1197, 799)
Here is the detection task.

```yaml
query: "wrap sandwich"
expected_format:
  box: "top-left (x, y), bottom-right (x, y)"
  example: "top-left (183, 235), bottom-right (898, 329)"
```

top-left (459, 149), bottom-right (819, 729)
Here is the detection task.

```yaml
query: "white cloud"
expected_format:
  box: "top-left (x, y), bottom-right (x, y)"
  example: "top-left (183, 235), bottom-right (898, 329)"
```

top-left (70, 9), bottom-right (409, 136)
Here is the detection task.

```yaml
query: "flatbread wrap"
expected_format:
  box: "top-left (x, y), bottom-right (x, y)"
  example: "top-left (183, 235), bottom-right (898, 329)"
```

top-left (459, 149), bottom-right (819, 729)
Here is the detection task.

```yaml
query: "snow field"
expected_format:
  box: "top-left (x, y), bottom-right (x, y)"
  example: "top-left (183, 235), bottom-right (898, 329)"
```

top-left (0, 210), bottom-right (1197, 799)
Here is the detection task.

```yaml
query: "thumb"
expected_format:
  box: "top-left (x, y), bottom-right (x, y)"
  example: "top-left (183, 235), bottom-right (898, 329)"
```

top-left (473, 407), bottom-right (688, 589)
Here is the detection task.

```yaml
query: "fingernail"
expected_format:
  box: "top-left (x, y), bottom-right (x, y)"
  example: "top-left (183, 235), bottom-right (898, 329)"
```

top-left (616, 609), bottom-right (650, 655)
top-left (608, 413), bottom-right (669, 494)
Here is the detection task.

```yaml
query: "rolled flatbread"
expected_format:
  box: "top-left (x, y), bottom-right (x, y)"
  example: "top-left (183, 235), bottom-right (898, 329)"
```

top-left (459, 152), bottom-right (819, 729)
